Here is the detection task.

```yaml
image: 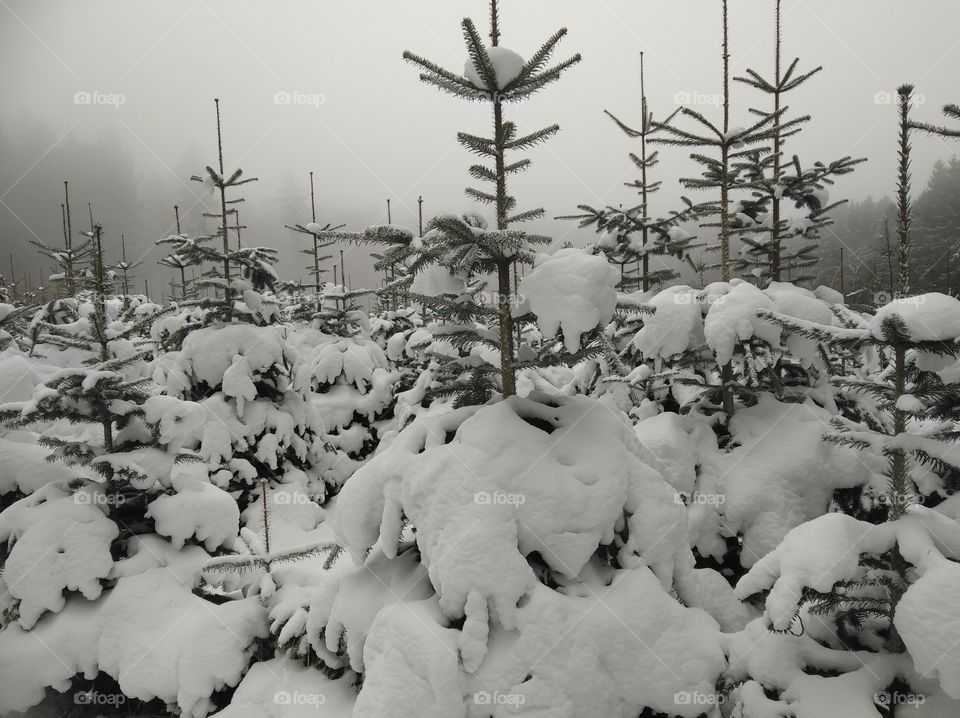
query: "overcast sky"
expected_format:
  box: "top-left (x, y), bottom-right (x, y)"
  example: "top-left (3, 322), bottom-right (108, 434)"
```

top-left (2, 0), bottom-right (959, 295)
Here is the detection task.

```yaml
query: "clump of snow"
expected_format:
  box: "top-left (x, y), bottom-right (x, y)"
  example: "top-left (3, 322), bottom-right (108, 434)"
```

top-left (166, 324), bottom-right (288, 396)
top-left (211, 656), bottom-right (357, 718)
top-left (870, 293), bottom-right (960, 342)
top-left (489, 572), bottom-right (726, 718)
top-left (0, 431), bottom-right (79, 494)
top-left (409, 264), bottom-right (467, 298)
top-left (146, 464), bottom-right (240, 551)
top-left (717, 396), bottom-right (873, 567)
top-left (465, 46), bottom-right (525, 89)
top-left (764, 282), bottom-right (835, 367)
top-left (896, 556), bottom-right (960, 698)
top-left (332, 392), bottom-right (696, 676)
top-left (632, 286), bottom-right (702, 360)
top-left (704, 281), bottom-right (780, 366)
top-left (294, 333), bottom-right (391, 393)
top-left (354, 598), bottom-right (464, 717)
top-left (519, 248), bottom-right (620, 353)
top-left (735, 513), bottom-right (894, 629)
top-left (0, 484), bottom-right (118, 628)
top-left (0, 567), bottom-right (267, 718)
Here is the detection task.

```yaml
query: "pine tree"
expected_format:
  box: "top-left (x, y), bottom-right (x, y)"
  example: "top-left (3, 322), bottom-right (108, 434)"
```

top-left (110, 233), bottom-right (141, 304)
top-left (562, 53), bottom-right (701, 292)
top-left (895, 85), bottom-right (915, 296)
top-left (189, 98), bottom-right (258, 318)
top-left (402, 0), bottom-right (581, 397)
top-left (0, 223), bottom-right (161, 479)
top-left (283, 171), bottom-right (344, 318)
top-left (760, 299), bottom-right (960, 517)
top-left (651, 0), bottom-right (805, 285)
top-left (729, 0), bottom-right (864, 284)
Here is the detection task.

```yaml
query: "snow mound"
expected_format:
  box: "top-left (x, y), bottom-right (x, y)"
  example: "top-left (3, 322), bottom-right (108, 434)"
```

top-left (519, 248), bottom-right (620, 353)
top-left (211, 656), bottom-right (357, 718)
top-left (716, 396), bottom-right (872, 566)
top-left (0, 567), bottom-right (267, 718)
top-left (355, 598), bottom-right (464, 718)
top-left (896, 557), bottom-right (960, 698)
top-left (492, 571), bottom-right (726, 718)
top-left (465, 46), bottom-right (525, 89)
top-left (704, 281), bottom-right (780, 366)
top-left (333, 392), bottom-right (690, 670)
top-left (632, 286), bottom-right (702, 360)
top-left (146, 465), bottom-right (240, 550)
top-left (765, 282), bottom-right (835, 367)
top-left (871, 293), bottom-right (960, 342)
top-left (0, 431), bottom-right (79, 494)
top-left (166, 324), bottom-right (288, 396)
top-left (410, 264), bottom-right (467, 298)
top-left (0, 485), bottom-right (118, 628)
top-left (296, 334), bottom-right (391, 393)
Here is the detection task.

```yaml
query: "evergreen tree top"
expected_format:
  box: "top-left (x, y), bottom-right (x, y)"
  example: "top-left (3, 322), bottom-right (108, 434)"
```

top-left (402, 1), bottom-right (580, 104)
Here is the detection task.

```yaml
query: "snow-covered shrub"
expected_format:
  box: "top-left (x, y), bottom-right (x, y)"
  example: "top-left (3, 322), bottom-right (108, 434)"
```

top-left (291, 329), bottom-right (400, 463)
top-left (268, 391), bottom-right (736, 716)
top-left (728, 507), bottom-right (960, 715)
top-left (150, 322), bottom-right (345, 506)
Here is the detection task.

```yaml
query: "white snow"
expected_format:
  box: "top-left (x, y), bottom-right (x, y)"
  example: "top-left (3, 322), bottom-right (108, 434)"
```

top-left (146, 465), bottom-right (240, 551)
top-left (519, 248), bottom-right (620, 353)
top-left (0, 485), bottom-right (118, 628)
top-left (871, 293), bottom-right (960, 342)
top-left (632, 287), bottom-right (702, 360)
top-left (896, 556), bottom-right (960, 699)
top-left (703, 281), bottom-right (780, 366)
top-left (0, 566), bottom-right (267, 718)
top-left (465, 46), bottom-right (525, 90)
top-left (409, 264), bottom-right (467, 298)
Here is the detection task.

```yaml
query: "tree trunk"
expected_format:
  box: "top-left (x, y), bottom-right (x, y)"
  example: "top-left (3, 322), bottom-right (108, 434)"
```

top-left (494, 97), bottom-right (516, 397)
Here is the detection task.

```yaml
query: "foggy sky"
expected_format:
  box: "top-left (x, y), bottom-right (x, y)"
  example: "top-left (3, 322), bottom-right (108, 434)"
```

top-left (2, 0), bottom-right (959, 297)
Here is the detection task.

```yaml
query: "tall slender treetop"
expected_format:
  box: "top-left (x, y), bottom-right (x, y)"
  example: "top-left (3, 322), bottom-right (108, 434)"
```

top-left (402, 1), bottom-right (580, 104)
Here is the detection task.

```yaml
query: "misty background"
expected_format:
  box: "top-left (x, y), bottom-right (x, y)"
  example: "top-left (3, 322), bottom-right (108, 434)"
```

top-left (2, 0), bottom-right (959, 301)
